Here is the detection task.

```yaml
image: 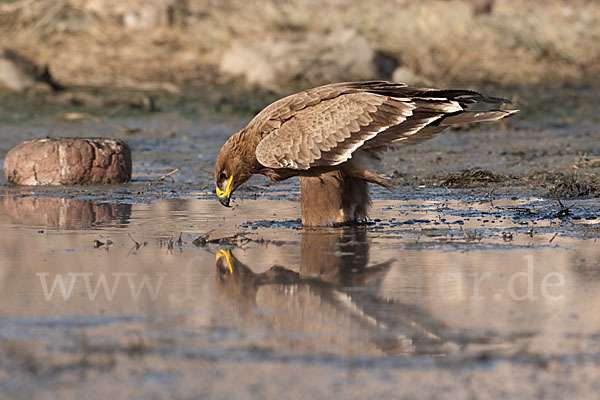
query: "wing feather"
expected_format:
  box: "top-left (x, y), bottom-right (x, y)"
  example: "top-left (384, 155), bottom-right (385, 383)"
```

top-left (250, 81), bottom-right (515, 170)
top-left (256, 93), bottom-right (413, 169)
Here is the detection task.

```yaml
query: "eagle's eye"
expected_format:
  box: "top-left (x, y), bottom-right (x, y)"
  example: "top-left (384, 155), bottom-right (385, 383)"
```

top-left (219, 172), bottom-right (227, 182)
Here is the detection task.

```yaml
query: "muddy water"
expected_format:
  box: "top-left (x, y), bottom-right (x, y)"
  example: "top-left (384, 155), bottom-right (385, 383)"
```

top-left (1, 192), bottom-right (600, 399)
top-left (0, 112), bottom-right (599, 398)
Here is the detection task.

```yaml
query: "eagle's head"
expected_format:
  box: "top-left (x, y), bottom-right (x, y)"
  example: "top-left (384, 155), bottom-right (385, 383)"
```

top-left (214, 134), bottom-right (254, 207)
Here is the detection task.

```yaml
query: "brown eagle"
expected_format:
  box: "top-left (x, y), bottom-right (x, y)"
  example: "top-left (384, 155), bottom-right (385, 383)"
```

top-left (215, 81), bottom-right (518, 226)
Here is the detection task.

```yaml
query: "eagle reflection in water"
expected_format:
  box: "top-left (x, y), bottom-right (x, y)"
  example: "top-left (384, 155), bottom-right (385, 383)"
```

top-left (215, 227), bottom-right (453, 357)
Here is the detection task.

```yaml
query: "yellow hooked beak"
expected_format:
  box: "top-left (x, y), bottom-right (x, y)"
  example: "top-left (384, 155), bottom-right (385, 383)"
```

top-left (216, 249), bottom-right (233, 274)
top-left (216, 176), bottom-right (233, 207)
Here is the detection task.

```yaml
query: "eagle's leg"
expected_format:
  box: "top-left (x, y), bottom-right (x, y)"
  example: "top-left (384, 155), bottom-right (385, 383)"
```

top-left (300, 171), bottom-right (370, 226)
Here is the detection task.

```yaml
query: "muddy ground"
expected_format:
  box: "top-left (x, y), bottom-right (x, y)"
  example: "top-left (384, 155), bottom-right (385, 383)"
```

top-left (0, 86), bottom-right (600, 399)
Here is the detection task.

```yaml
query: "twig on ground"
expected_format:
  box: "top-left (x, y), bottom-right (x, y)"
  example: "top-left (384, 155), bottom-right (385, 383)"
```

top-left (157, 168), bottom-right (180, 181)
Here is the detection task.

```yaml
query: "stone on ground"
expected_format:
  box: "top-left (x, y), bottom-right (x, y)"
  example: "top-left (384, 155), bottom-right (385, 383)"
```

top-left (3, 137), bottom-right (132, 185)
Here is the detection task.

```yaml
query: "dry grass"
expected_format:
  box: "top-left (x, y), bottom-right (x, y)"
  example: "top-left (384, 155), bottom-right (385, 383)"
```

top-left (525, 171), bottom-right (600, 198)
top-left (1, 0), bottom-right (599, 90)
top-left (440, 168), bottom-right (512, 188)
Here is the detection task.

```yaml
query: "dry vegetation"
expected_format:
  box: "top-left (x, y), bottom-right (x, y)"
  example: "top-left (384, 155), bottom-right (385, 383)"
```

top-left (1, 0), bottom-right (599, 92)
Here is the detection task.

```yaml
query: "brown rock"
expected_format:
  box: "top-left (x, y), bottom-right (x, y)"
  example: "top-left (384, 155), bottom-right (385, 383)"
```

top-left (4, 137), bottom-right (132, 185)
top-left (0, 48), bottom-right (64, 92)
top-left (219, 29), bottom-right (379, 89)
top-left (391, 66), bottom-right (429, 86)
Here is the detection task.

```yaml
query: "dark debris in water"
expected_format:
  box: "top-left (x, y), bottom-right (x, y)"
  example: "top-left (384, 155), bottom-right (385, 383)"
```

top-left (239, 219), bottom-right (303, 230)
top-left (191, 230), bottom-right (294, 248)
top-left (192, 232), bottom-right (249, 248)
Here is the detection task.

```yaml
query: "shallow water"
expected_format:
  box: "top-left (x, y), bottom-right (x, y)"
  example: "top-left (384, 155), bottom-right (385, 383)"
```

top-left (1, 192), bottom-right (600, 398)
top-left (1, 111), bottom-right (600, 397)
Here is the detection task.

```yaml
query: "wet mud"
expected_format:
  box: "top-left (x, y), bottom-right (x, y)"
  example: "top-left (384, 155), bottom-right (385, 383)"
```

top-left (0, 103), bottom-right (599, 398)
